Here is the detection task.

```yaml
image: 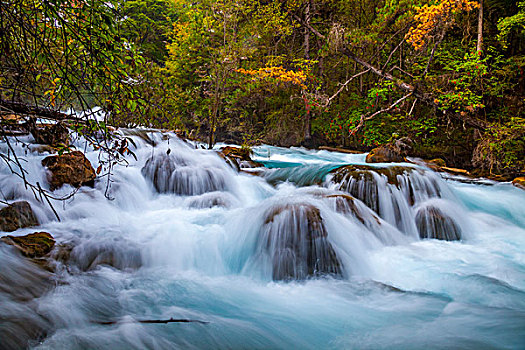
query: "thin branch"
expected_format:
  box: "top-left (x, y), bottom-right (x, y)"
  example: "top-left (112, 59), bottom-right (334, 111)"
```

top-left (324, 69), bottom-right (370, 107)
top-left (353, 93), bottom-right (413, 133)
top-left (96, 317), bottom-right (210, 325)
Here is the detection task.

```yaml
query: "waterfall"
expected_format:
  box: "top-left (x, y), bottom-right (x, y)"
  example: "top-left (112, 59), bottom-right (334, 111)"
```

top-left (0, 130), bottom-right (523, 349)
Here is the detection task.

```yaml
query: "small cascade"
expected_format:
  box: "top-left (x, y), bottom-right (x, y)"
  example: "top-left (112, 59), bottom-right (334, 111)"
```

top-left (141, 150), bottom-right (230, 195)
top-left (256, 202), bottom-right (342, 280)
top-left (1, 130), bottom-right (524, 349)
top-left (415, 204), bottom-right (462, 241)
top-left (328, 164), bottom-right (451, 237)
top-left (185, 191), bottom-right (238, 209)
top-left (296, 188), bottom-right (409, 246)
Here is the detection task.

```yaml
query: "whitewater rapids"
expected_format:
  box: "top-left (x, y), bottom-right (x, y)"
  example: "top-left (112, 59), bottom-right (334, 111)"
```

top-left (0, 130), bottom-right (524, 349)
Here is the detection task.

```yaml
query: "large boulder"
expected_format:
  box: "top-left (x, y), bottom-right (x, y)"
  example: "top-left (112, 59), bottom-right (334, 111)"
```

top-left (42, 151), bottom-right (96, 190)
top-left (0, 201), bottom-right (39, 232)
top-left (366, 137), bottom-right (413, 163)
top-left (1, 232), bottom-right (55, 258)
top-left (259, 203), bottom-right (341, 280)
top-left (415, 206), bottom-right (461, 241)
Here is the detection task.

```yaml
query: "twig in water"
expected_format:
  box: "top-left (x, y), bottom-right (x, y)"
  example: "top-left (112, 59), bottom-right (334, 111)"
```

top-left (96, 317), bottom-right (210, 325)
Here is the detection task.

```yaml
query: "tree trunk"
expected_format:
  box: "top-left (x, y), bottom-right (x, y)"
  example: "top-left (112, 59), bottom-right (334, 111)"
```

top-left (477, 0), bottom-right (483, 53)
top-left (304, 1), bottom-right (311, 59)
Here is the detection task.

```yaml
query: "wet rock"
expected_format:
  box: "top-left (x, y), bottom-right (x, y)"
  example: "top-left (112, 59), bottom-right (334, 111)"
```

top-left (330, 165), bottom-right (421, 213)
top-left (323, 194), bottom-right (367, 225)
top-left (1, 232), bottom-right (55, 258)
top-left (0, 245), bottom-right (53, 349)
top-left (0, 201), bottom-right (39, 232)
top-left (511, 177), bottom-right (525, 190)
top-left (218, 146), bottom-right (261, 170)
top-left (142, 152), bottom-right (227, 195)
top-left (415, 206), bottom-right (461, 241)
top-left (260, 203), bottom-right (341, 280)
top-left (42, 151), bottom-right (96, 190)
top-left (366, 137), bottom-right (413, 163)
top-left (120, 128), bottom-right (155, 146)
top-left (29, 123), bottom-right (69, 146)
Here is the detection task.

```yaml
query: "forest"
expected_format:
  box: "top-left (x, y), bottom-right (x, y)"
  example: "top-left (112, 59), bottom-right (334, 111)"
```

top-left (1, 0), bottom-right (524, 179)
top-left (1, 1), bottom-right (525, 349)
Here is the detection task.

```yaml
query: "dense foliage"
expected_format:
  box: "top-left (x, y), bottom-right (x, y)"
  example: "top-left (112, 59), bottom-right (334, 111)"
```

top-left (1, 0), bottom-right (524, 177)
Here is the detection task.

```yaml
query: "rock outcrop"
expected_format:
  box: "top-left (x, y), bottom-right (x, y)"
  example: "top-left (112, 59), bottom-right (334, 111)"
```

top-left (0, 201), bottom-right (39, 232)
top-left (1, 232), bottom-right (55, 258)
top-left (42, 151), bottom-right (96, 190)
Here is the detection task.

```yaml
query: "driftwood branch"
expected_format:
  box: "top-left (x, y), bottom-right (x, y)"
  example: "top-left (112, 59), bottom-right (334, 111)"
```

top-left (96, 317), bottom-right (210, 325)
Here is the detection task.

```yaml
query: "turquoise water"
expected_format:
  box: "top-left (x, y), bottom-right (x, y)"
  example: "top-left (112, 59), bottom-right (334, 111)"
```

top-left (0, 132), bottom-right (524, 349)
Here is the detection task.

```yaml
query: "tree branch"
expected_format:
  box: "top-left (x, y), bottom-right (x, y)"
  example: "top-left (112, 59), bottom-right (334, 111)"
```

top-left (291, 13), bottom-right (489, 130)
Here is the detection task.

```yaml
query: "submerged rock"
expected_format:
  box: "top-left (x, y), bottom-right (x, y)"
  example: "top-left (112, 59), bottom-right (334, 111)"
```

top-left (415, 206), bottom-right (461, 241)
top-left (186, 192), bottom-right (235, 209)
top-left (28, 144), bottom-right (56, 154)
top-left (260, 203), bottom-right (341, 280)
top-left (68, 239), bottom-right (142, 272)
top-left (0, 245), bottom-right (53, 349)
top-left (42, 151), bottom-right (96, 190)
top-left (0, 201), bottom-right (39, 232)
top-left (1, 232), bottom-right (55, 258)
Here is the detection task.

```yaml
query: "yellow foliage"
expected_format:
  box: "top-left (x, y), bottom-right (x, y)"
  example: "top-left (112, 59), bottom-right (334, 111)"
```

top-left (236, 66), bottom-right (307, 89)
top-left (406, 0), bottom-right (479, 50)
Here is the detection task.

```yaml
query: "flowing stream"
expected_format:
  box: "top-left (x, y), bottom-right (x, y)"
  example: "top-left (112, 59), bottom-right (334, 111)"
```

top-left (1, 130), bottom-right (524, 349)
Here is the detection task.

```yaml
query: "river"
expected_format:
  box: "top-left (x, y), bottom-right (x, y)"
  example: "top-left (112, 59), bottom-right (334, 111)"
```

top-left (0, 130), bottom-right (524, 349)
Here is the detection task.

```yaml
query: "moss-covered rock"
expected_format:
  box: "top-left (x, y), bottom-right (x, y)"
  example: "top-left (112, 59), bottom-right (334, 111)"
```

top-left (1, 232), bottom-right (55, 258)
top-left (42, 151), bottom-right (96, 190)
top-left (0, 201), bottom-right (39, 232)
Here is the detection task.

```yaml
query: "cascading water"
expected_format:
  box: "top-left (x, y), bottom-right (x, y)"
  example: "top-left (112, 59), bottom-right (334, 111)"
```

top-left (0, 130), bottom-right (524, 349)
